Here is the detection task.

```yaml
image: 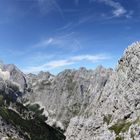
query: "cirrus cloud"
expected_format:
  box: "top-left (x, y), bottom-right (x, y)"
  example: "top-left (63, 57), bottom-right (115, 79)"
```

top-left (91, 0), bottom-right (127, 17)
top-left (22, 54), bottom-right (110, 73)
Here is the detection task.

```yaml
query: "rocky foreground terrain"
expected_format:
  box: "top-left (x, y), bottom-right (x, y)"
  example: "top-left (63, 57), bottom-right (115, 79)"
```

top-left (0, 42), bottom-right (140, 140)
top-left (0, 64), bottom-right (65, 139)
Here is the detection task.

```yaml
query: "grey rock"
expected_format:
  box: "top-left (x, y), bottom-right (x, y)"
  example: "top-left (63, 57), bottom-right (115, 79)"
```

top-left (0, 64), bottom-right (27, 92)
top-left (65, 41), bottom-right (140, 140)
top-left (0, 116), bottom-right (24, 140)
top-left (26, 42), bottom-right (140, 140)
top-left (26, 66), bottom-right (112, 131)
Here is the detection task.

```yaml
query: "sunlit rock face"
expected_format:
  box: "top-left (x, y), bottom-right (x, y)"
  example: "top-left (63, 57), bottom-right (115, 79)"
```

top-left (26, 66), bottom-right (112, 131)
top-left (26, 42), bottom-right (140, 140)
top-left (65, 42), bottom-right (140, 140)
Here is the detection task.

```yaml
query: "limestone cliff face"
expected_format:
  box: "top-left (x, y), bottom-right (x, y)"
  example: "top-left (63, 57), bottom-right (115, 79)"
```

top-left (26, 42), bottom-right (140, 140)
top-left (65, 42), bottom-right (140, 140)
top-left (26, 66), bottom-right (112, 131)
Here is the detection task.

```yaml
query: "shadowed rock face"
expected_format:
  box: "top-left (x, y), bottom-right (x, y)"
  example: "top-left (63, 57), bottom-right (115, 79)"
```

top-left (0, 69), bottom-right (66, 139)
top-left (1, 42), bottom-right (140, 140)
top-left (0, 106), bottom-right (66, 140)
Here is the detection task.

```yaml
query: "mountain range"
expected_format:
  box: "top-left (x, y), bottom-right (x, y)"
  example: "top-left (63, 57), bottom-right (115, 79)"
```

top-left (0, 42), bottom-right (140, 140)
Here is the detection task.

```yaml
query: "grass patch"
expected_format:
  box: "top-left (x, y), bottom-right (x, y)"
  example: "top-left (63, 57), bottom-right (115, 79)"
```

top-left (116, 136), bottom-right (123, 140)
top-left (103, 114), bottom-right (112, 125)
top-left (109, 119), bottom-right (132, 135)
top-left (0, 106), bottom-right (66, 140)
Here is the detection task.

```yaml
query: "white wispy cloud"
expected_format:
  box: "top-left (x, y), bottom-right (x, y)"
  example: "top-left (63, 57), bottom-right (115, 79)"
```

top-left (126, 10), bottom-right (134, 19)
top-left (92, 0), bottom-right (127, 17)
top-left (33, 37), bottom-right (61, 48)
top-left (37, 0), bottom-right (64, 18)
top-left (56, 22), bottom-right (74, 31)
top-left (22, 54), bottom-right (110, 73)
top-left (78, 14), bottom-right (95, 24)
top-left (45, 60), bottom-right (73, 68)
top-left (33, 32), bottom-right (76, 48)
top-left (23, 59), bottom-right (73, 73)
top-left (71, 54), bottom-right (109, 62)
top-left (34, 38), bottom-right (54, 48)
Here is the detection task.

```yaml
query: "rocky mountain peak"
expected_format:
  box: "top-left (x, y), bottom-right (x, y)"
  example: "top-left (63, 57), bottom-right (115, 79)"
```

top-left (116, 42), bottom-right (140, 83)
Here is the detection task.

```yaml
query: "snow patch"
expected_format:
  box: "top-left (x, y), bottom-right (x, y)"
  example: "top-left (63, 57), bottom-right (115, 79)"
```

top-left (0, 69), bottom-right (10, 80)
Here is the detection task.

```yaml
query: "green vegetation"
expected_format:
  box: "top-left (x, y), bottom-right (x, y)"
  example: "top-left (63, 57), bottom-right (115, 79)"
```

top-left (0, 78), bottom-right (65, 140)
top-left (0, 95), bottom-right (65, 140)
top-left (109, 119), bottom-right (132, 135)
top-left (0, 105), bottom-right (65, 140)
top-left (68, 103), bottom-right (81, 115)
top-left (0, 95), bottom-right (4, 105)
top-left (109, 119), bottom-right (131, 140)
top-left (109, 117), bottom-right (140, 140)
top-left (27, 103), bottom-right (48, 122)
top-left (103, 114), bottom-right (112, 125)
top-left (115, 136), bottom-right (123, 140)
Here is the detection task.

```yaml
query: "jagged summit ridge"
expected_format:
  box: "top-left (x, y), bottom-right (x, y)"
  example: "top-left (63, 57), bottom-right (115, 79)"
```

top-left (66, 42), bottom-right (140, 140)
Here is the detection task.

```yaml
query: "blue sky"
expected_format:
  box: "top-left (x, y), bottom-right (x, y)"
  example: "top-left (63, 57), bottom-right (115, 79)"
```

top-left (0, 0), bottom-right (140, 74)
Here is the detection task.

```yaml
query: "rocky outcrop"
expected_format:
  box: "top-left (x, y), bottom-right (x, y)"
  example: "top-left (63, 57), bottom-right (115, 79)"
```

top-left (65, 42), bottom-right (140, 140)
